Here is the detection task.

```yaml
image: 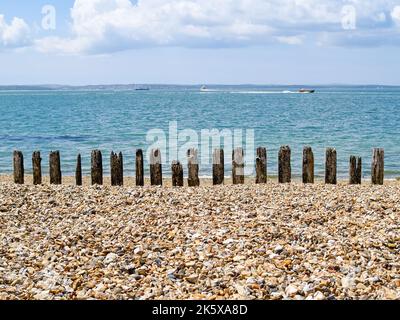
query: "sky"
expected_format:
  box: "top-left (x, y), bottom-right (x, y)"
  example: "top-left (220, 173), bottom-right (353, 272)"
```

top-left (0, 0), bottom-right (400, 85)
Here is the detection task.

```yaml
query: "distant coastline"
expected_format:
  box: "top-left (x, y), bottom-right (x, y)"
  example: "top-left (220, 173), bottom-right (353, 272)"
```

top-left (1, 84), bottom-right (400, 91)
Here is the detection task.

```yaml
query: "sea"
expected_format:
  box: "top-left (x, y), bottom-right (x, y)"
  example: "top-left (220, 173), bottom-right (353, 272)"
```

top-left (0, 85), bottom-right (399, 179)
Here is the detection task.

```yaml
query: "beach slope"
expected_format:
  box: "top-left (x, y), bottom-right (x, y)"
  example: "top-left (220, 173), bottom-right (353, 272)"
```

top-left (0, 183), bottom-right (399, 300)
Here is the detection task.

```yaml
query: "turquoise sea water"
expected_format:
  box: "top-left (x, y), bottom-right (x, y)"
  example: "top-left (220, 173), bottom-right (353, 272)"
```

top-left (0, 86), bottom-right (399, 179)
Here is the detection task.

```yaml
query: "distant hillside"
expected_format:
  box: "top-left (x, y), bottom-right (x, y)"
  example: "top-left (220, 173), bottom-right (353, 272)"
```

top-left (0, 84), bottom-right (140, 91)
top-left (0, 84), bottom-right (399, 91)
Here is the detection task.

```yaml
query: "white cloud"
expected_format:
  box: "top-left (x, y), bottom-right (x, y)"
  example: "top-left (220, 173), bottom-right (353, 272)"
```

top-left (276, 36), bottom-right (303, 45)
top-left (0, 14), bottom-right (31, 49)
top-left (31, 0), bottom-right (400, 54)
top-left (392, 6), bottom-right (400, 25)
top-left (34, 0), bottom-right (341, 54)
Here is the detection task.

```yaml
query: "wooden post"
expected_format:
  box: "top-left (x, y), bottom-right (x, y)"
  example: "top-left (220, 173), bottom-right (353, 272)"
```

top-left (371, 148), bottom-right (384, 185)
top-left (13, 151), bottom-right (24, 184)
top-left (76, 154), bottom-right (82, 186)
top-left (255, 147), bottom-right (267, 184)
top-left (111, 151), bottom-right (123, 186)
top-left (118, 152), bottom-right (124, 186)
top-left (187, 148), bottom-right (200, 187)
top-left (349, 156), bottom-right (362, 185)
top-left (91, 150), bottom-right (103, 185)
top-left (278, 146), bottom-right (291, 183)
top-left (32, 151), bottom-right (42, 185)
top-left (232, 147), bottom-right (244, 185)
top-left (49, 151), bottom-right (62, 185)
top-left (325, 148), bottom-right (337, 185)
top-left (136, 149), bottom-right (144, 186)
top-left (150, 149), bottom-right (162, 186)
top-left (172, 161), bottom-right (184, 187)
top-left (302, 146), bottom-right (314, 184)
top-left (213, 149), bottom-right (224, 185)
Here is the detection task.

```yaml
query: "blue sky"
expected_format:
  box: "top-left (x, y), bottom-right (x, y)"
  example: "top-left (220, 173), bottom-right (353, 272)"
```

top-left (1, 0), bottom-right (400, 85)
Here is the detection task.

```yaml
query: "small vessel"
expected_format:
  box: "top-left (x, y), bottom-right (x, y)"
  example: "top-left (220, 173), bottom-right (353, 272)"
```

top-left (135, 85), bottom-right (150, 91)
top-left (298, 88), bottom-right (315, 94)
top-left (200, 85), bottom-right (209, 92)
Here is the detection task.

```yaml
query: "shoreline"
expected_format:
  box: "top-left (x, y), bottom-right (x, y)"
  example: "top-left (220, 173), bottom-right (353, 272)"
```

top-left (0, 175), bottom-right (399, 187)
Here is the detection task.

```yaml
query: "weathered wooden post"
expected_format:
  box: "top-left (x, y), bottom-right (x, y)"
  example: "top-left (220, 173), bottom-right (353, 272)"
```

top-left (91, 150), bottom-right (103, 185)
top-left (136, 149), bottom-right (144, 186)
top-left (349, 156), bottom-right (362, 185)
top-left (172, 161), bottom-right (184, 187)
top-left (302, 146), bottom-right (314, 184)
top-left (150, 149), bottom-right (162, 186)
top-left (213, 149), bottom-right (224, 185)
top-left (278, 146), bottom-right (291, 183)
top-left (187, 148), bottom-right (200, 187)
top-left (232, 147), bottom-right (244, 185)
top-left (76, 154), bottom-right (82, 186)
top-left (13, 151), bottom-right (24, 184)
top-left (32, 151), bottom-right (42, 185)
top-left (325, 148), bottom-right (337, 185)
top-left (110, 152), bottom-right (123, 186)
top-left (256, 147), bottom-right (267, 184)
top-left (371, 148), bottom-right (384, 185)
top-left (49, 151), bottom-right (62, 185)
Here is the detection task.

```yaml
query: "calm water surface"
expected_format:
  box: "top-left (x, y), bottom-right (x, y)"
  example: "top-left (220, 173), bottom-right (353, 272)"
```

top-left (0, 86), bottom-right (399, 178)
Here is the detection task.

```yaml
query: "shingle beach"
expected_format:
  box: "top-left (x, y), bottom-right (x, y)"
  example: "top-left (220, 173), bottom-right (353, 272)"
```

top-left (1, 179), bottom-right (399, 300)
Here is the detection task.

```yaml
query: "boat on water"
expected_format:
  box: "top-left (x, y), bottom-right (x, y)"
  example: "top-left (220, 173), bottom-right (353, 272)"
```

top-left (200, 85), bottom-right (220, 92)
top-left (298, 88), bottom-right (315, 94)
top-left (135, 86), bottom-right (150, 91)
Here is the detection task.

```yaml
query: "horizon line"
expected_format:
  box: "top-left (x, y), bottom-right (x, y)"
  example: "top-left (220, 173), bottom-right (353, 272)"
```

top-left (1, 83), bottom-right (400, 87)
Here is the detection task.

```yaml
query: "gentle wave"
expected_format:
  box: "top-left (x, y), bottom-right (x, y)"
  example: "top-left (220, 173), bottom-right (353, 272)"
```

top-left (199, 90), bottom-right (301, 94)
top-left (230, 90), bottom-right (299, 94)
top-left (0, 135), bottom-right (92, 142)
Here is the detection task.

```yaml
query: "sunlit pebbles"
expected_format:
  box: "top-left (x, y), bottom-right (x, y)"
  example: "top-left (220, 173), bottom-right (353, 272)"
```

top-left (0, 182), bottom-right (399, 300)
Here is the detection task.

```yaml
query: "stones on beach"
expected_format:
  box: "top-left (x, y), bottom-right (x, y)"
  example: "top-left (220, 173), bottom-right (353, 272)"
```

top-left (49, 151), bottom-right (62, 185)
top-left (13, 150), bottom-right (24, 185)
top-left (150, 149), bottom-right (162, 186)
top-left (91, 150), bottom-right (103, 185)
top-left (255, 147), bottom-right (267, 184)
top-left (372, 148), bottom-right (384, 185)
top-left (1, 182), bottom-right (400, 300)
top-left (278, 146), bottom-right (291, 183)
top-left (325, 148), bottom-right (337, 185)
top-left (32, 151), bottom-right (42, 185)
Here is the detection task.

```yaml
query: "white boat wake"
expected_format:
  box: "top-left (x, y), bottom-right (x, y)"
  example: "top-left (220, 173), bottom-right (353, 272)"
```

top-left (230, 90), bottom-right (298, 94)
top-left (199, 86), bottom-right (314, 94)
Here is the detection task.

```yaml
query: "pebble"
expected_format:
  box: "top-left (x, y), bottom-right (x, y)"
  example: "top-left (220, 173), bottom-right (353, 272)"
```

top-left (285, 285), bottom-right (299, 297)
top-left (274, 245), bottom-right (284, 254)
top-left (341, 276), bottom-right (356, 289)
top-left (103, 253), bottom-right (118, 264)
top-left (313, 291), bottom-right (326, 300)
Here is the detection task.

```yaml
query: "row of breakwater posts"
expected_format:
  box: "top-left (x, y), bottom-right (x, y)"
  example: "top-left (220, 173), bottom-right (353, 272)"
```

top-left (11, 146), bottom-right (385, 187)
